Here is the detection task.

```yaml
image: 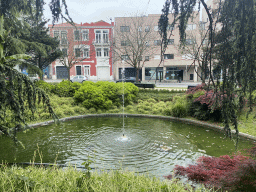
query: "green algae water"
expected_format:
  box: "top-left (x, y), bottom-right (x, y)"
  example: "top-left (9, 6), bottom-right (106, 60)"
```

top-left (0, 117), bottom-right (254, 178)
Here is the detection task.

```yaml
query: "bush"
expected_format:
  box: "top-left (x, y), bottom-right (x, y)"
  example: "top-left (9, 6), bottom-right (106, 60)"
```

top-left (52, 80), bottom-right (81, 97)
top-left (171, 101), bottom-right (188, 117)
top-left (163, 96), bottom-right (188, 117)
top-left (167, 149), bottom-right (256, 191)
top-left (35, 80), bottom-right (54, 93)
top-left (74, 83), bottom-right (112, 110)
top-left (186, 84), bottom-right (222, 121)
top-left (74, 81), bottom-right (138, 110)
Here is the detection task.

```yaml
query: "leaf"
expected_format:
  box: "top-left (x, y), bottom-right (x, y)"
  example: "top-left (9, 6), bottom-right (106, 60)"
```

top-left (5, 54), bottom-right (31, 60)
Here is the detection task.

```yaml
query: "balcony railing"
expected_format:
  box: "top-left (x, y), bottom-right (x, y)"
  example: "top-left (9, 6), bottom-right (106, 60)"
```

top-left (93, 40), bottom-right (110, 46)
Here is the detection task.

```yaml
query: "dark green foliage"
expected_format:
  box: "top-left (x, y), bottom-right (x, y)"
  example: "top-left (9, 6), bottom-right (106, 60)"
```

top-left (74, 81), bottom-right (139, 110)
top-left (0, 17), bottom-right (58, 141)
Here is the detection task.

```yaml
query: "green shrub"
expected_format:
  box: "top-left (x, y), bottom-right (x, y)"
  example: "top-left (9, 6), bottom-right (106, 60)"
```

top-left (163, 96), bottom-right (188, 117)
top-left (35, 80), bottom-right (54, 93)
top-left (171, 101), bottom-right (188, 117)
top-left (52, 80), bottom-right (81, 97)
top-left (74, 81), bottom-right (138, 110)
top-left (73, 106), bottom-right (87, 114)
top-left (88, 108), bottom-right (97, 113)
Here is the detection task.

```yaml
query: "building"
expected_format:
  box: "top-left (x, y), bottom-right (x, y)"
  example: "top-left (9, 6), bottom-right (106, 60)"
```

top-left (113, 13), bottom-right (204, 82)
top-left (48, 21), bottom-right (114, 80)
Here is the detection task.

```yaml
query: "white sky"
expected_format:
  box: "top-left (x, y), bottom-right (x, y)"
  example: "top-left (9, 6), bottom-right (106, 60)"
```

top-left (44, 0), bottom-right (168, 24)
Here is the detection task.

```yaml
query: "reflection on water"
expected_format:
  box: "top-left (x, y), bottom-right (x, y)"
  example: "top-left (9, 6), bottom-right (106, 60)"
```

top-left (0, 117), bottom-right (254, 179)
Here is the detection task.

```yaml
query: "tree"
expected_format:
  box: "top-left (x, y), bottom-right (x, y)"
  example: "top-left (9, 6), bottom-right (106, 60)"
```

top-left (21, 18), bottom-right (62, 80)
top-left (0, 16), bottom-right (57, 142)
top-left (159, 0), bottom-right (256, 139)
top-left (113, 15), bottom-right (158, 83)
top-left (178, 21), bottom-right (210, 83)
top-left (0, 0), bottom-right (72, 140)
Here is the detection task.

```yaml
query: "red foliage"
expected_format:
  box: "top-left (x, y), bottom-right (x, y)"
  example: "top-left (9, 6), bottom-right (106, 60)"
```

top-left (186, 83), bottom-right (207, 95)
top-left (165, 153), bottom-right (256, 191)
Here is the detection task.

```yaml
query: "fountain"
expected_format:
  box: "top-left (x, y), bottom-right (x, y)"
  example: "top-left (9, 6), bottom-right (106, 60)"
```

top-left (0, 117), bottom-right (253, 179)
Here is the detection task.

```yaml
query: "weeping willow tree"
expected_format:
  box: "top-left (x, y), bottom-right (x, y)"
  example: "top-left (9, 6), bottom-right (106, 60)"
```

top-left (0, 0), bottom-right (73, 142)
top-left (159, 0), bottom-right (256, 139)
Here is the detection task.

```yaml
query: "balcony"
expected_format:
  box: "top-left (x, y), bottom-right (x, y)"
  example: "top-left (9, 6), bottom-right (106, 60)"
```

top-left (93, 40), bottom-right (110, 47)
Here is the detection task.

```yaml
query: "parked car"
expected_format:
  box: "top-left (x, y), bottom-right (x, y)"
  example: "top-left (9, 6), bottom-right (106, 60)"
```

top-left (28, 74), bottom-right (40, 82)
top-left (70, 75), bottom-right (88, 83)
top-left (116, 77), bottom-right (140, 83)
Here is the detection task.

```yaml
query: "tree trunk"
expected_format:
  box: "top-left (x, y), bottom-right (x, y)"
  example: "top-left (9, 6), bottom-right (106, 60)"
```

top-left (136, 67), bottom-right (140, 83)
top-left (68, 67), bottom-right (71, 81)
top-left (38, 55), bottom-right (44, 80)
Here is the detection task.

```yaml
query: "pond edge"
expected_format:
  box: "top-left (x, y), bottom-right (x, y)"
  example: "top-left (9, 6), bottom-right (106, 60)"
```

top-left (28, 114), bottom-right (256, 141)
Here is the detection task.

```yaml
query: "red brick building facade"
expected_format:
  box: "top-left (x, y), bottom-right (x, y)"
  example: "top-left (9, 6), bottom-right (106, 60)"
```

top-left (48, 21), bottom-right (114, 80)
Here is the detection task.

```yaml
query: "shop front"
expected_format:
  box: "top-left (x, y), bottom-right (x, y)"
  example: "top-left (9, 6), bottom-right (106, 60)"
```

top-left (165, 67), bottom-right (183, 81)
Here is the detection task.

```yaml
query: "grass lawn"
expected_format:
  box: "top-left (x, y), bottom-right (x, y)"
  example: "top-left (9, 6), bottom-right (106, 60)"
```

top-left (0, 164), bottom-right (210, 192)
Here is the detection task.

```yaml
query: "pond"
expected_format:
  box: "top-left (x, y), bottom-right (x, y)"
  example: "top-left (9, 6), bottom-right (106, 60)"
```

top-left (0, 117), bottom-right (254, 179)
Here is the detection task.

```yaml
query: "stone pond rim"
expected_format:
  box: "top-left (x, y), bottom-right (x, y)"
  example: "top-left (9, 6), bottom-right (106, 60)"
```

top-left (27, 114), bottom-right (256, 141)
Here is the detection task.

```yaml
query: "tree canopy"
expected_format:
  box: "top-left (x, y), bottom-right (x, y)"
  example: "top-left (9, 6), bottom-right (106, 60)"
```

top-left (0, 0), bottom-right (72, 141)
top-left (159, 0), bottom-right (256, 138)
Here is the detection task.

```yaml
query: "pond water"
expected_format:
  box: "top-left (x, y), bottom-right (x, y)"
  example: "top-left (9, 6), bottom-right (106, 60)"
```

top-left (0, 117), bottom-right (254, 179)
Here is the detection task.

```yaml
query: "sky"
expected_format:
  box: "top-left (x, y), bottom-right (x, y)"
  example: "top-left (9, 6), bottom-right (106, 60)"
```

top-left (43, 0), bottom-right (168, 25)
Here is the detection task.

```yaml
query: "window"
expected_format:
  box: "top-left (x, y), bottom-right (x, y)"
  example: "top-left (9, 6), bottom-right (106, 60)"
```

top-left (145, 41), bottom-right (150, 47)
top-left (202, 39), bottom-right (208, 45)
top-left (145, 26), bottom-right (150, 32)
top-left (120, 26), bottom-right (130, 32)
top-left (82, 30), bottom-right (89, 41)
top-left (95, 30), bottom-right (109, 44)
top-left (103, 30), bottom-right (109, 43)
top-left (84, 66), bottom-right (90, 76)
top-left (62, 48), bottom-right (68, 57)
top-left (167, 24), bottom-right (174, 31)
top-left (75, 48), bottom-right (81, 57)
top-left (74, 30), bottom-right (80, 41)
top-left (96, 48), bottom-right (101, 57)
top-left (199, 22), bottom-right (206, 30)
top-left (54, 31), bottom-right (59, 39)
top-left (121, 41), bottom-right (127, 46)
top-left (154, 40), bottom-right (161, 46)
top-left (61, 31), bottom-right (67, 45)
top-left (185, 39), bottom-right (195, 45)
top-left (154, 55), bottom-right (160, 60)
top-left (95, 30), bottom-right (101, 43)
top-left (186, 24), bottom-right (196, 30)
top-left (154, 26), bottom-right (159, 31)
top-left (167, 39), bottom-right (174, 45)
top-left (138, 26), bottom-right (142, 32)
top-left (121, 55), bottom-right (129, 61)
top-left (145, 56), bottom-right (149, 61)
top-left (83, 48), bottom-right (89, 58)
top-left (164, 54), bottom-right (174, 59)
top-left (165, 67), bottom-right (180, 80)
top-left (138, 56), bottom-right (142, 61)
top-left (104, 48), bottom-right (109, 57)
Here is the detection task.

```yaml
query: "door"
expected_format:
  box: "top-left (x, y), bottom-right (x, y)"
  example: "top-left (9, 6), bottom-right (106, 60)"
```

top-left (84, 66), bottom-right (90, 78)
top-left (76, 66), bottom-right (81, 75)
top-left (56, 66), bottom-right (68, 79)
top-left (97, 66), bottom-right (110, 80)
